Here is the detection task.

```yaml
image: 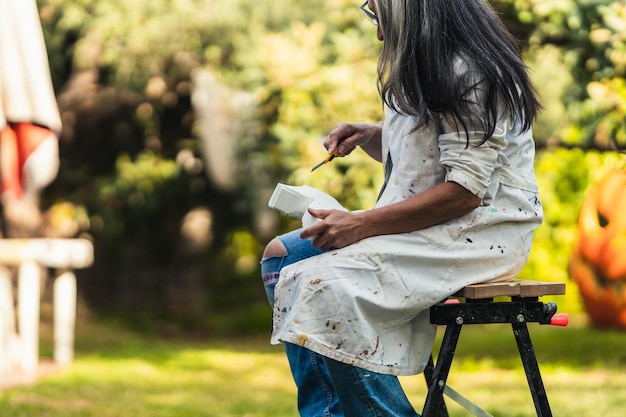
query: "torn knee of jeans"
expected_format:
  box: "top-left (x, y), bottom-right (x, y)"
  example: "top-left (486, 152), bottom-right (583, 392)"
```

top-left (262, 237), bottom-right (288, 259)
top-left (261, 254), bottom-right (286, 263)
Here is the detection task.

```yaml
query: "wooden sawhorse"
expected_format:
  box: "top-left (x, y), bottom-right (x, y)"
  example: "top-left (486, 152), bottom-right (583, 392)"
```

top-left (422, 280), bottom-right (568, 417)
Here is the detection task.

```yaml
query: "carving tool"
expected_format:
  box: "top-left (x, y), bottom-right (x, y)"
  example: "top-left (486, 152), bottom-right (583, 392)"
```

top-left (311, 149), bottom-right (339, 172)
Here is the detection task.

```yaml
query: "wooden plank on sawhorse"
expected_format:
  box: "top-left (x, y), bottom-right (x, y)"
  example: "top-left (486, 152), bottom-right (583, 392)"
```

top-left (453, 280), bottom-right (566, 300)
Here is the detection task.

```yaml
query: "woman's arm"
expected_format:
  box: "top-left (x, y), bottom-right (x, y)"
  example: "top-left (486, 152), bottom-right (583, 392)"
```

top-left (300, 181), bottom-right (481, 250)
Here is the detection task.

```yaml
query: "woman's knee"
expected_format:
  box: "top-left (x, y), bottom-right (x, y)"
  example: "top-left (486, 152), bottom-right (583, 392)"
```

top-left (263, 237), bottom-right (288, 259)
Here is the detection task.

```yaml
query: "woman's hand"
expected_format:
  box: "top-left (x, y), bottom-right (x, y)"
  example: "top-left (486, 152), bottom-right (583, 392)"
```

top-left (324, 122), bottom-right (383, 162)
top-left (300, 208), bottom-right (368, 250)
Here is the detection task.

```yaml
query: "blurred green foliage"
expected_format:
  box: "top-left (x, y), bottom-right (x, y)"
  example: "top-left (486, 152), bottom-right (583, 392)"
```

top-left (507, 0), bottom-right (626, 149)
top-left (33, 0), bottom-right (626, 329)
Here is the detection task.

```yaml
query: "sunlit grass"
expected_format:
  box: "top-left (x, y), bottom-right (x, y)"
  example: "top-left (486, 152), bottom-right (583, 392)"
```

top-left (0, 314), bottom-right (625, 416)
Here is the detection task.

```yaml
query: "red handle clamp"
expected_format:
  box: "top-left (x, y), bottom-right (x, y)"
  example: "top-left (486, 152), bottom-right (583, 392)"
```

top-left (550, 313), bottom-right (569, 327)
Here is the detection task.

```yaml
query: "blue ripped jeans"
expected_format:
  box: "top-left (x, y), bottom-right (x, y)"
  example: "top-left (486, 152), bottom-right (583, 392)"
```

top-left (261, 229), bottom-right (419, 417)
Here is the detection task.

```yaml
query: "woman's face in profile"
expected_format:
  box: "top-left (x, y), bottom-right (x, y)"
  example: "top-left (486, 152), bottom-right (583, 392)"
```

top-left (368, 0), bottom-right (384, 41)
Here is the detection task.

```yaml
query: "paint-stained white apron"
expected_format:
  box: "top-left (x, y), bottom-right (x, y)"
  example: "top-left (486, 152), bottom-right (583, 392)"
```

top-left (271, 106), bottom-right (543, 376)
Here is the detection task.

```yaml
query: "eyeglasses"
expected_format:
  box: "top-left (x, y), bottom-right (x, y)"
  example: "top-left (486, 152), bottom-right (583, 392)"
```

top-left (359, 1), bottom-right (379, 26)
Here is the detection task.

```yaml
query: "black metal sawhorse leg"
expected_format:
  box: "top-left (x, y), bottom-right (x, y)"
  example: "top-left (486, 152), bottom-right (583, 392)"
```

top-left (422, 298), bottom-right (559, 417)
top-left (511, 319), bottom-right (552, 417)
top-left (422, 320), bottom-right (461, 417)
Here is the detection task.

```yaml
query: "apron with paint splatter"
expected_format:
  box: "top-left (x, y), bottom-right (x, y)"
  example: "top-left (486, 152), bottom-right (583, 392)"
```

top-left (271, 106), bottom-right (543, 376)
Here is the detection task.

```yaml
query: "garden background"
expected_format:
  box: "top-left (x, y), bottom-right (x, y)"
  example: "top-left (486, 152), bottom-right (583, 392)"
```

top-left (1, 0), bottom-right (625, 415)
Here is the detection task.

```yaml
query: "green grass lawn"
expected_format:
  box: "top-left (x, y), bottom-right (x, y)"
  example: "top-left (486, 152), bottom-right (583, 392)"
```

top-left (1, 312), bottom-right (625, 417)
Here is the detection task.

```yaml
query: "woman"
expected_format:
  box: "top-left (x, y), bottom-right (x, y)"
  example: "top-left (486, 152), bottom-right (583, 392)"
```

top-left (0, 0), bottom-right (61, 237)
top-left (261, 0), bottom-right (543, 415)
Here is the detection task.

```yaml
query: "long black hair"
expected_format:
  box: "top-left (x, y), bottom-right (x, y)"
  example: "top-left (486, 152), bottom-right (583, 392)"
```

top-left (374, 0), bottom-right (541, 143)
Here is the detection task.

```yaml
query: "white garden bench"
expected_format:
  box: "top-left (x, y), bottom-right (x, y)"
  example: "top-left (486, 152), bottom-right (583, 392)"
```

top-left (0, 238), bottom-right (93, 384)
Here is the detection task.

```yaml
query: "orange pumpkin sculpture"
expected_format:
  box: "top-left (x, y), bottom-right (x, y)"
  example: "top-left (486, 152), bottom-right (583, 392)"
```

top-left (569, 168), bottom-right (626, 328)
